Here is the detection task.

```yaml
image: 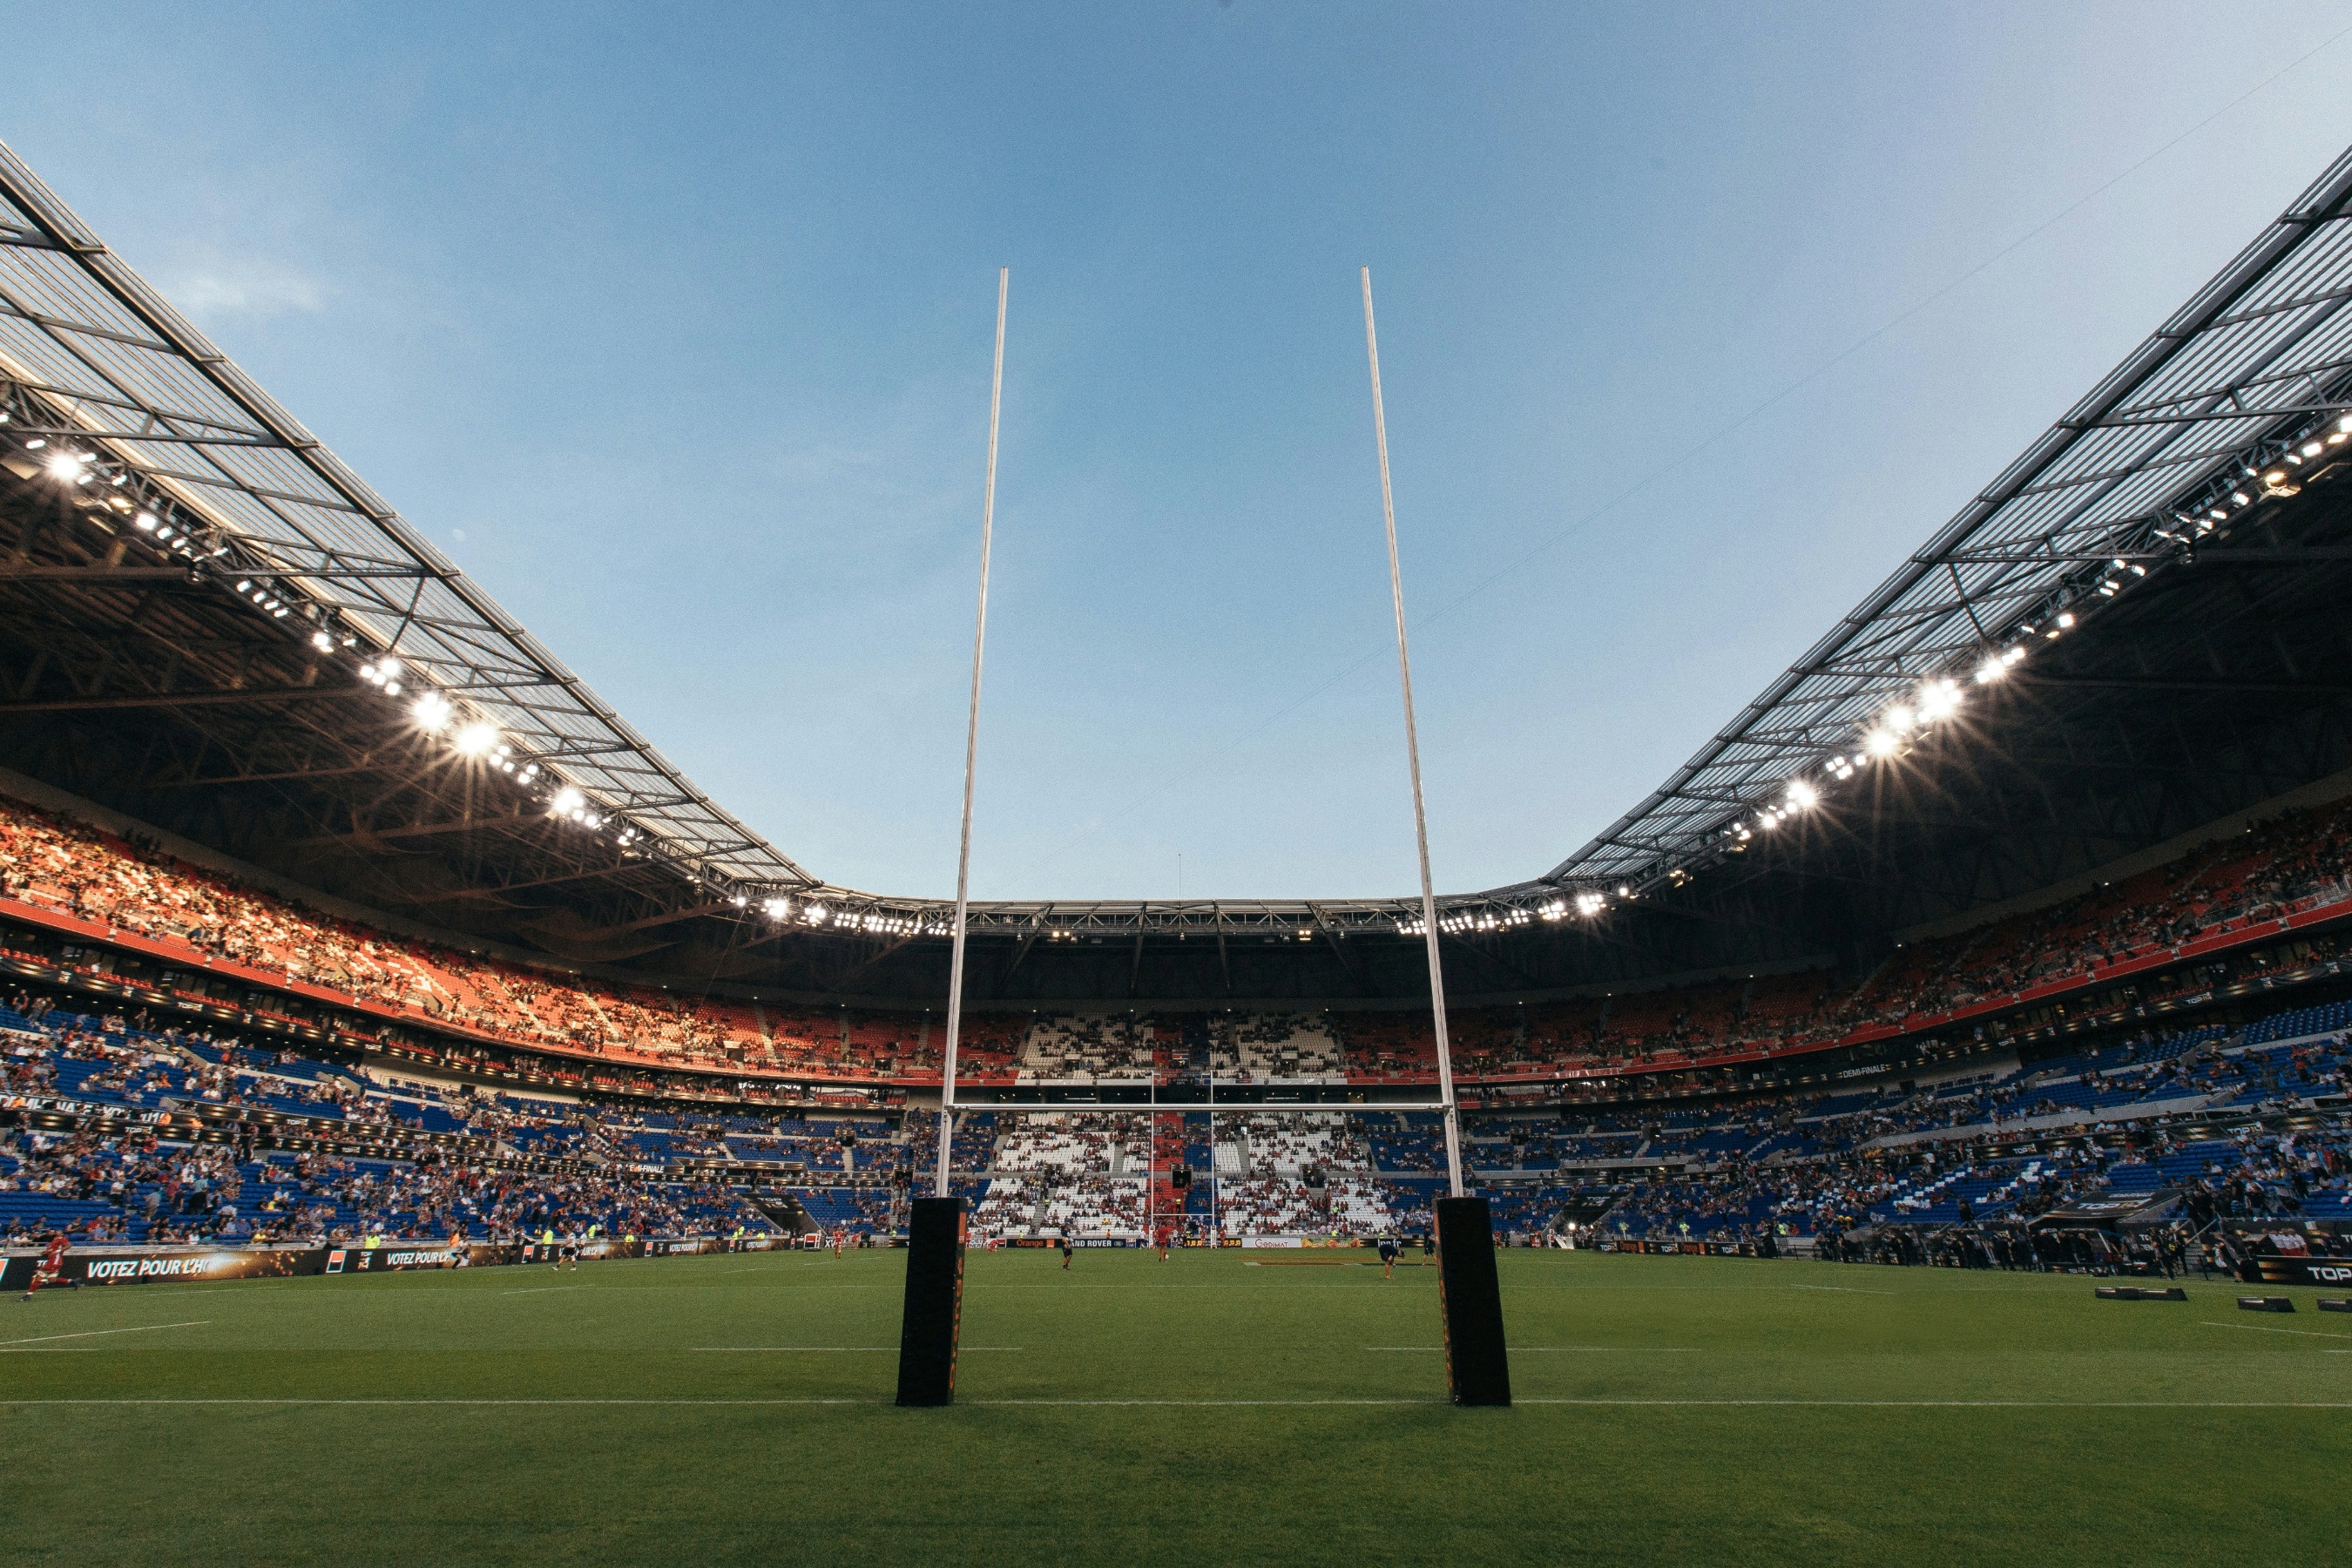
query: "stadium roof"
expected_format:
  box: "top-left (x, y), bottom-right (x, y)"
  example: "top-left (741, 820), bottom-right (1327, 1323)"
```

top-left (0, 140), bottom-right (816, 897)
top-left (3, 136), bottom-right (2352, 990)
top-left (1547, 143), bottom-right (2352, 899)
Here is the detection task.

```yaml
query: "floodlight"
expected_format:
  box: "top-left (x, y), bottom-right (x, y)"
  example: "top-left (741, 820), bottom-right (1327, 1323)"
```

top-left (1864, 729), bottom-right (1898, 758)
top-left (135, 512), bottom-right (158, 531)
top-left (2056, 612), bottom-right (2075, 629)
top-left (1786, 780), bottom-right (1818, 809)
top-left (1918, 679), bottom-right (1962, 721)
top-left (452, 720), bottom-right (498, 758)
top-left (762, 897), bottom-right (791, 919)
top-left (1884, 704), bottom-right (1916, 733)
top-left (412, 693), bottom-right (453, 732)
top-left (550, 786), bottom-right (586, 815)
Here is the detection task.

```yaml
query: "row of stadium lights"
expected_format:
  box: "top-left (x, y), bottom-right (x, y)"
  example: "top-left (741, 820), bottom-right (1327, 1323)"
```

top-left (0, 423), bottom-right (2078, 936)
top-left (1491, 409), bottom-right (2352, 922)
top-left (30, 405), bottom-right (2349, 943)
top-left (17, 422), bottom-right (656, 857)
top-left (1709, 412), bottom-right (2352, 860)
top-left (732, 893), bottom-right (950, 936)
top-left (24, 416), bottom-right (943, 936)
top-left (20, 411), bottom-right (945, 940)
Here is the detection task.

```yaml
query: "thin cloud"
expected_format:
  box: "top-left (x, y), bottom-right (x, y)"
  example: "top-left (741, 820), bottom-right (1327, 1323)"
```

top-left (160, 253), bottom-right (328, 323)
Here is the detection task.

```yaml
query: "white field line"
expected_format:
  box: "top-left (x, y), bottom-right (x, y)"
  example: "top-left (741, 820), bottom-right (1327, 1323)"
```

top-left (1362, 1345), bottom-right (1703, 1352)
top-left (690, 1346), bottom-right (1024, 1352)
top-left (0, 1398), bottom-right (871, 1406)
top-left (0, 1320), bottom-right (207, 1347)
top-left (2199, 1319), bottom-right (2352, 1340)
top-left (3, 1396), bottom-right (2348, 1409)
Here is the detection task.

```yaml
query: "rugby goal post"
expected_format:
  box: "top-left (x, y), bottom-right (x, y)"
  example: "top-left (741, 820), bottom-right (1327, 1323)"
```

top-left (897, 267), bottom-right (1507, 1408)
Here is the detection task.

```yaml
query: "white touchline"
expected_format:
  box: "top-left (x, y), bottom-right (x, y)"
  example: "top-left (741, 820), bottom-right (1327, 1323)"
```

top-left (1, 1396), bottom-right (2346, 1409)
top-left (500, 1286), bottom-right (589, 1294)
top-left (2199, 1319), bottom-right (2352, 1340)
top-left (0, 1320), bottom-right (207, 1348)
top-left (1513, 1398), bottom-right (2352, 1408)
top-left (690, 1346), bottom-right (1024, 1352)
top-left (0, 1398), bottom-right (872, 1406)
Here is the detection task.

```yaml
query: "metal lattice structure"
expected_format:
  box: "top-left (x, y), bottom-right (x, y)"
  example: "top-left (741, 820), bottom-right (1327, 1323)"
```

top-left (0, 139), bottom-right (814, 897)
top-left (1549, 145), bottom-right (2352, 896)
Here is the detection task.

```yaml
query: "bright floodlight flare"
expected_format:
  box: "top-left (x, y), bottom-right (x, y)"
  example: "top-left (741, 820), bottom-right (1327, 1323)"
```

top-left (1575, 891), bottom-right (1605, 916)
top-left (44, 450), bottom-right (84, 483)
top-left (549, 785), bottom-right (586, 816)
top-left (1884, 703), bottom-right (1916, 734)
top-left (412, 692), bottom-right (453, 732)
top-left (1865, 727), bottom-right (1900, 759)
top-left (762, 896), bottom-right (791, 920)
top-left (1918, 678), bottom-right (1962, 721)
top-left (451, 720), bottom-right (498, 758)
top-left (1785, 779), bottom-right (1818, 810)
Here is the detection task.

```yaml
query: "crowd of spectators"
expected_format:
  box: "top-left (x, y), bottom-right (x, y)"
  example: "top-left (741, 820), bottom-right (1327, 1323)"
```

top-left (10, 786), bottom-right (2352, 1094)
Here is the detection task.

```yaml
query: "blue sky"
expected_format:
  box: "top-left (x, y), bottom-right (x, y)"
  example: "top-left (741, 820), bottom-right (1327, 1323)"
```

top-left (10, 3), bottom-right (2352, 900)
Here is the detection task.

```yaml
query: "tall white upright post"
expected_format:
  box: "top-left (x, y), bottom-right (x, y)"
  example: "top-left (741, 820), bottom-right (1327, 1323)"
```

top-left (1360, 267), bottom-right (1465, 1200)
top-left (936, 267), bottom-right (1009, 1200)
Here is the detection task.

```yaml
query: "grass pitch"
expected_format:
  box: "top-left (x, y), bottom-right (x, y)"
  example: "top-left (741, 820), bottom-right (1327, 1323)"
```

top-left (3, 1247), bottom-right (2346, 1565)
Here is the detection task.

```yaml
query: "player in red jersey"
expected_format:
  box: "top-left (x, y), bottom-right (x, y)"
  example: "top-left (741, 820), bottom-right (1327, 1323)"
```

top-left (21, 1230), bottom-right (73, 1300)
top-left (1155, 1224), bottom-right (1173, 1261)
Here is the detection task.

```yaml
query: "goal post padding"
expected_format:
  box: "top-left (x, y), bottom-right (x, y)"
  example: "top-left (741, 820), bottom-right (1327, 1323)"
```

top-left (1435, 1195), bottom-right (1510, 1407)
top-left (896, 1196), bottom-right (966, 1407)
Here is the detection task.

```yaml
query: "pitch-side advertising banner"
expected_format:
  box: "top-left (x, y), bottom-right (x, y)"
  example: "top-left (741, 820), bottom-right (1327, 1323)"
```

top-left (2, 1234), bottom-right (788, 1289)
